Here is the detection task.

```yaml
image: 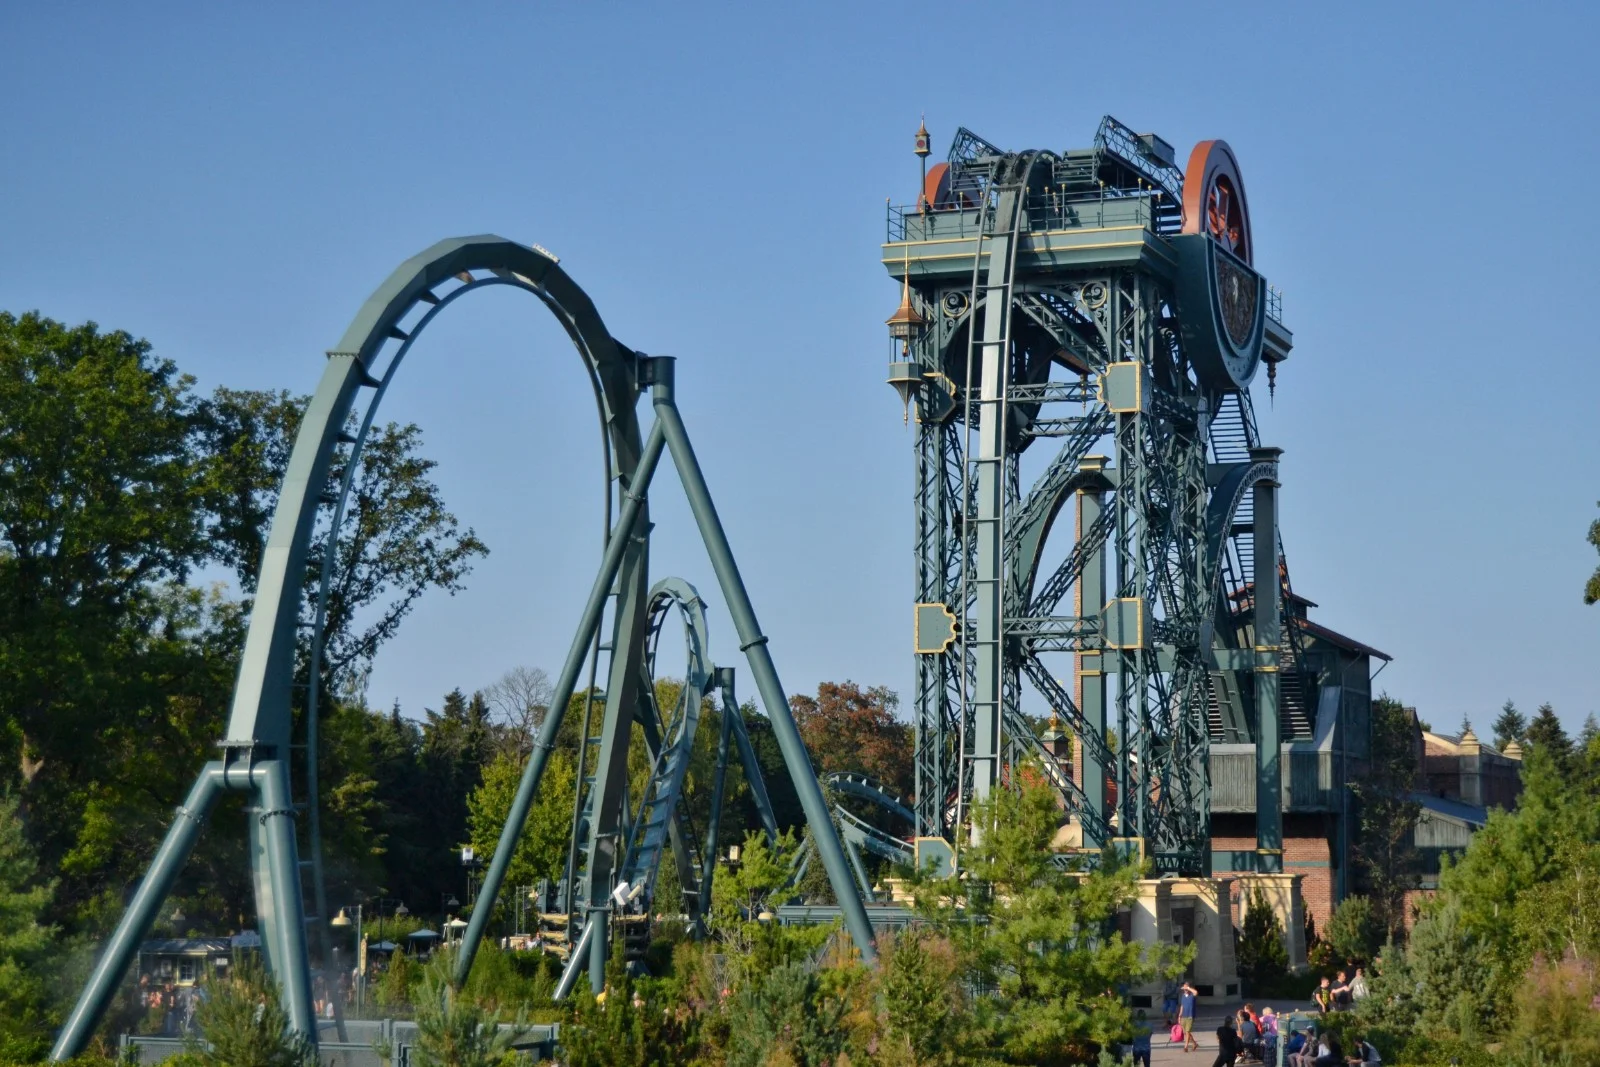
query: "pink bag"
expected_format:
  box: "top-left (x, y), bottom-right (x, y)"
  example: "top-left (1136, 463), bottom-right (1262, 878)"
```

top-left (1170, 1024), bottom-right (1184, 1044)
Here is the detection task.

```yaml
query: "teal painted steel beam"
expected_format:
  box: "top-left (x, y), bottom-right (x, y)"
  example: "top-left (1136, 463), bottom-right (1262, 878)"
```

top-left (648, 358), bottom-right (878, 966)
top-left (1251, 447), bottom-right (1283, 870)
top-left (52, 766), bottom-right (226, 1060)
top-left (455, 418), bottom-right (667, 986)
top-left (1078, 474), bottom-right (1108, 830)
top-left (697, 669), bottom-right (738, 932)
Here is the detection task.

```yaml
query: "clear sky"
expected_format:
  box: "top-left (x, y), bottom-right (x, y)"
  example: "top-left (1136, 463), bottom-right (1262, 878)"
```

top-left (3, 2), bottom-right (1596, 736)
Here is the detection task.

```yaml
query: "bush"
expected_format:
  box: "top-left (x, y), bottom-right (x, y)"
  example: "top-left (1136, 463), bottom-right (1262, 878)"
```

top-left (1507, 954), bottom-right (1600, 1065)
top-left (400, 962), bottom-right (527, 1067)
top-left (1323, 895), bottom-right (1383, 969)
top-left (184, 955), bottom-right (315, 1067)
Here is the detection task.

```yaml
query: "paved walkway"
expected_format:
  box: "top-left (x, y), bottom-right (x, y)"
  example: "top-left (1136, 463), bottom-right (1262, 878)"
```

top-left (1148, 1001), bottom-right (1323, 1066)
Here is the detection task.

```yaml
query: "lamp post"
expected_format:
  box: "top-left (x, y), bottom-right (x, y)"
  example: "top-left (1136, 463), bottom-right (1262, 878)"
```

top-left (440, 894), bottom-right (459, 940)
top-left (460, 847), bottom-right (482, 905)
top-left (330, 905), bottom-right (362, 1015)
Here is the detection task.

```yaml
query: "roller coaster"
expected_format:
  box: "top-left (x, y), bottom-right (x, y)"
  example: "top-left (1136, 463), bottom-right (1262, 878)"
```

top-left (51, 236), bottom-right (877, 1060)
top-left (55, 113), bottom-right (1312, 1059)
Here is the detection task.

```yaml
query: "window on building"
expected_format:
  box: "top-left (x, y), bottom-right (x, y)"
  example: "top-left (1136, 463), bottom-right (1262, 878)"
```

top-left (179, 959), bottom-right (196, 984)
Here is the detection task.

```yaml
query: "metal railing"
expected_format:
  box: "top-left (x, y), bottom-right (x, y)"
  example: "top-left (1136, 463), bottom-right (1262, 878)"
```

top-left (887, 187), bottom-right (1165, 243)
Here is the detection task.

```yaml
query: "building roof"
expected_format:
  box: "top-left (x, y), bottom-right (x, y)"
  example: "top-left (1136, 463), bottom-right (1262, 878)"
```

top-left (1412, 792), bottom-right (1489, 828)
top-left (1294, 618), bottom-right (1392, 661)
top-left (1227, 582), bottom-right (1318, 608)
top-left (139, 938), bottom-right (232, 955)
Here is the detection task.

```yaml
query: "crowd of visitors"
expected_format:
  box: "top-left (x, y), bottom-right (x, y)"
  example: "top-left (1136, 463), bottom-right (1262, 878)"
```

top-left (1149, 965), bottom-right (1379, 1067)
top-left (137, 975), bottom-right (199, 1035)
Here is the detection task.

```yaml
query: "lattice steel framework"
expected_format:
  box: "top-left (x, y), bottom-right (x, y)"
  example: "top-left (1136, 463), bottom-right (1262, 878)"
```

top-left (889, 117), bottom-right (1306, 875)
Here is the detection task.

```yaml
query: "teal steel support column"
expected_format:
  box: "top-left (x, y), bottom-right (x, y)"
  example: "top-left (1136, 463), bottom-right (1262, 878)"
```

top-left (729, 699), bottom-right (781, 844)
top-left (250, 759), bottom-right (317, 1038)
top-left (52, 766), bottom-right (226, 1060)
top-left (455, 419), bottom-right (667, 986)
top-left (649, 358), bottom-right (878, 965)
top-left (1251, 447), bottom-right (1283, 871)
top-left (698, 669), bottom-right (738, 925)
top-left (1077, 459), bottom-right (1108, 829)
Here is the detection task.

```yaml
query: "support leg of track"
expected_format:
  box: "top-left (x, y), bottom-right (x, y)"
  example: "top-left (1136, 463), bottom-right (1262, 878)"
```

top-left (649, 356), bottom-right (877, 965)
top-left (51, 765), bottom-right (227, 1061)
top-left (697, 668), bottom-right (738, 932)
top-left (250, 759), bottom-right (317, 1039)
top-left (455, 419), bottom-right (668, 987)
top-left (1251, 448), bottom-right (1283, 871)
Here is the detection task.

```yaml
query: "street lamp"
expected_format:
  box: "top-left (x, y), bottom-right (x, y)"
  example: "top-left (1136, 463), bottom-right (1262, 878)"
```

top-left (330, 905), bottom-right (363, 1015)
top-left (441, 893), bottom-right (459, 938)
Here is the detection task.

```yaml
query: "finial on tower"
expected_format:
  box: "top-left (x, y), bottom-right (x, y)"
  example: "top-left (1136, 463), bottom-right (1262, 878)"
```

top-left (914, 116), bottom-right (931, 158)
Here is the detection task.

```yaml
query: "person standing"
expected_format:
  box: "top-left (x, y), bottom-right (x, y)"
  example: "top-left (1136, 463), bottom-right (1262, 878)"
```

top-left (1314, 976), bottom-right (1333, 1014)
top-left (1180, 980), bottom-right (1200, 1052)
top-left (1163, 977), bottom-right (1182, 1026)
top-left (1349, 967), bottom-right (1370, 1004)
top-left (1331, 971), bottom-right (1353, 1011)
top-left (1131, 1009), bottom-right (1153, 1067)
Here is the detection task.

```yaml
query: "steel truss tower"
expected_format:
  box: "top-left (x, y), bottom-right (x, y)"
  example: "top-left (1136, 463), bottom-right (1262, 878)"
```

top-left (888, 118), bottom-right (1305, 875)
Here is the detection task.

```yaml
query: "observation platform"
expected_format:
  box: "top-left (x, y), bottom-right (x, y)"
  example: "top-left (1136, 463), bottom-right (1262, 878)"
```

top-left (883, 195), bottom-right (1176, 281)
top-left (881, 193), bottom-right (1294, 363)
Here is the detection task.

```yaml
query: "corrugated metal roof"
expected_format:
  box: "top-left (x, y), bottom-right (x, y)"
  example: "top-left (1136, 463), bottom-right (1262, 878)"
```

top-left (1412, 791), bottom-right (1488, 827)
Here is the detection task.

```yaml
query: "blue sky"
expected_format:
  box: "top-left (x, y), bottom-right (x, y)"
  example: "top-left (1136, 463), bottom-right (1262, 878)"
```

top-left (3, 2), bottom-right (1596, 736)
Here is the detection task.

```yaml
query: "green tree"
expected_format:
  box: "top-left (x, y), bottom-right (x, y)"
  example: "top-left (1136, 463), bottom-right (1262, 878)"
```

top-left (195, 389), bottom-right (489, 683)
top-left (466, 748), bottom-right (577, 892)
top-left (186, 955), bottom-right (314, 1067)
top-left (1585, 502), bottom-right (1600, 605)
top-left (0, 312), bottom-right (207, 785)
top-left (0, 791), bottom-right (56, 1060)
top-left (1236, 888), bottom-right (1289, 995)
top-left (725, 960), bottom-right (848, 1067)
top-left (1351, 697), bottom-right (1421, 939)
top-left (404, 962), bottom-right (527, 1067)
top-left (1492, 700), bottom-right (1527, 751)
top-left (906, 768), bottom-right (1184, 1065)
top-left (709, 828), bottom-right (830, 975)
top-left (1323, 895), bottom-right (1383, 967)
top-left (1403, 900), bottom-right (1496, 1036)
top-left (1524, 703), bottom-right (1573, 772)
top-left (879, 928), bottom-right (969, 1066)
top-left (560, 951), bottom-right (682, 1067)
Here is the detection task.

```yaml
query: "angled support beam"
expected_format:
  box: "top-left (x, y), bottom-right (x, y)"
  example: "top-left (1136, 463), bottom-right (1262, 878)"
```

top-left (455, 418), bottom-right (667, 986)
top-left (53, 767), bottom-right (226, 1060)
top-left (648, 357), bottom-right (878, 965)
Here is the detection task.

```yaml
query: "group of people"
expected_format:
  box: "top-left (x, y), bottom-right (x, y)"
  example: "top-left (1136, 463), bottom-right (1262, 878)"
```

top-left (1312, 969), bottom-right (1369, 1014)
top-left (1154, 974), bottom-right (1382, 1067)
top-left (1210, 1003), bottom-right (1278, 1064)
top-left (136, 975), bottom-right (199, 1035)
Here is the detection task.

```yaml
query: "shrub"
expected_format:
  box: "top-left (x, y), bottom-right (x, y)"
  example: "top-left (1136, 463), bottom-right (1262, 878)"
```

top-left (1507, 953), bottom-right (1600, 1065)
top-left (1323, 895), bottom-right (1383, 968)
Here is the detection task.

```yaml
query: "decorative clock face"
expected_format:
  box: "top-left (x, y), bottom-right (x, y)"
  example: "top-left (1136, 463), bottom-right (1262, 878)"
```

top-left (1181, 140), bottom-right (1252, 265)
top-left (1215, 253), bottom-right (1258, 348)
top-left (1174, 138), bottom-right (1264, 392)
